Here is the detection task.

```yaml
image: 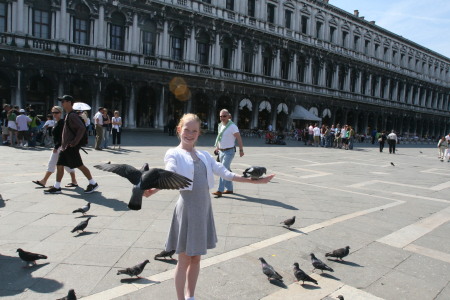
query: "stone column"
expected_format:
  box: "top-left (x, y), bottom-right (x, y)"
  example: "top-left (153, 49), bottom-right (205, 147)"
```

top-left (375, 76), bottom-right (381, 97)
top-left (14, 69), bottom-right (23, 108)
top-left (408, 85), bottom-right (414, 104)
top-left (393, 80), bottom-right (399, 101)
top-left (16, 0), bottom-right (24, 33)
top-left (59, 0), bottom-right (67, 40)
top-left (414, 87), bottom-right (420, 105)
top-left (127, 84), bottom-right (136, 128)
top-left (158, 86), bottom-right (166, 129)
top-left (344, 67), bottom-right (351, 91)
top-left (318, 61), bottom-right (326, 86)
top-left (366, 74), bottom-right (372, 96)
top-left (274, 49), bottom-right (281, 78)
top-left (235, 39), bottom-right (242, 71)
top-left (256, 44), bottom-right (262, 75)
top-left (131, 13), bottom-right (139, 53)
top-left (214, 33), bottom-right (220, 67)
top-left (162, 20), bottom-right (169, 58)
top-left (97, 5), bottom-right (105, 47)
top-left (400, 82), bottom-right (406, 102)
top-left (252, 103), bottom-right (259, 128)
top-left (355, 70), bottom-right (362, 94)
top-left (305, 57), bottom-right (313, 84)
top-left (94, 81), bottom-right (102, 112)
top-left (332, 65), bottom-right (339, 89)
top-left (290, 53), bottom-right (297, 81)
top-left (385, 79), bottom-right (391, 99)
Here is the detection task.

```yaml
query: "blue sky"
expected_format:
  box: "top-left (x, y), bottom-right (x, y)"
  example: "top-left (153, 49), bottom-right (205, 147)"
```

top-left (332, 0), bottom-right (450, 58)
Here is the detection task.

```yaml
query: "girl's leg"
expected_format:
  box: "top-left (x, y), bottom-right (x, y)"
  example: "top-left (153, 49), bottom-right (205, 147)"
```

top-left (174, 253), bottom-right (190, 300)
top-left (186, 255), bottom-right (201, 298)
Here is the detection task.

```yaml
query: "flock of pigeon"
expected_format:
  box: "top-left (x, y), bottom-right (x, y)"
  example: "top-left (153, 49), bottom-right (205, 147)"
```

top-left (15, 163), bottom-right (193, 299)
top-left (15, 165), bottom-right (349, 298)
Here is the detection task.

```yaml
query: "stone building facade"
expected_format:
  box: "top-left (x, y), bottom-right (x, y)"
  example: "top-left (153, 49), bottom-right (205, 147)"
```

top-left (0, 0), bottom-right (449, 136)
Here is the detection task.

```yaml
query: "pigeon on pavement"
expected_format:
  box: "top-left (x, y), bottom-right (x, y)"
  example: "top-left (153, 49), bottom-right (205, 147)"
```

top-left (337, 295), bottom-right (344, 300)
top-left (56, 289), bottom-right (77, 300)
top-left (243, 167), bottom-right (267, 180)
top-left (16, 248), bottom-right (47, 266)
top-left (293, 263), bottom-right (318, 285)
top-left (325, 246), bottom-right (350, 261)
top-left (94, 163), bottom-right (192, 210)
top-left (72, 202), bottom-right (91, 215)
top-left (117, 260), bottom-right (150, 278)
top-left (71, 217), bottom-right (91, 233)
top-left (420, 151), bottom-right (423, 154)
top-left (280, 216), bottom-right (296, 228)
top-left (391, 162), bottom-right (395, 166)
top-left (154, 249), bottom-right (176, 260)
top-left (310, 253), bottom-right (334, 273)
top-left (259, 257), bottom-right (283, 281)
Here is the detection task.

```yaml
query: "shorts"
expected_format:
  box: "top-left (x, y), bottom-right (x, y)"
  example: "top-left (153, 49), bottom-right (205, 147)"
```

top-left (342, 138), bottom-right (349, 144)
top-left (57, 146), bottom-right (83, 169)
top-left (1, 125), bottom-right (9, 135)
top-left (18, 130), bottom-right (29, 140)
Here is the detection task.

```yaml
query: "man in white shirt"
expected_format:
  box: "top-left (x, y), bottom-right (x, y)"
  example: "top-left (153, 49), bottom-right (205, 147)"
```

top-left (313, 123), bottom-right (321, 147)
top-left (212, 109), bottom-right (244, 198)
top-left (16, 109), bottom-right (31, 147)
top-left (387, 130), bottom-right (398, 154)
top-left (93, 107), bottom-right (104, 150)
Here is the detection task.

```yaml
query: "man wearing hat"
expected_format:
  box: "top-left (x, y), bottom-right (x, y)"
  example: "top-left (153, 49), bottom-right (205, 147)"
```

top-left (16, 108), bottom-right (32, 147)
top-left (44, 95), bottom-right (99, 194)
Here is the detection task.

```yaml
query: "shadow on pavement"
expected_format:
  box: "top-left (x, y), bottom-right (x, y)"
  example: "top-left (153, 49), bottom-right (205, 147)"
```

top-left (154, 258), bottom-right (178, 265)
top-left (0, 254), bottom-right (63, 296)
top-left (229, 193), bottom-right (299, 210)
top-left (269, 279), bottom-right (287, 289)
top-left (301, 283), bottom-right (320, 289)
top-left (328, 259), bottom-right (363, 267)
top-left (67, 192), bottom-right (129, 211)
top-left (120, 278), bottom-right (159, 285)
top-left (319, 273), bottom-right (340, 280)
top-left (73, 231), bottom-right (97, 238)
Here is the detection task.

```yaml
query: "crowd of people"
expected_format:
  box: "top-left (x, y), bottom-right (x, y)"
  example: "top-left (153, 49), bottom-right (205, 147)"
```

top-left (1, 103), bottom-right (123, 150)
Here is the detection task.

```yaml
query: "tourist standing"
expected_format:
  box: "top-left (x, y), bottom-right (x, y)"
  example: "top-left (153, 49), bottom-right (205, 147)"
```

top-left (212, 109), bottom-right (244, 198)
top-left (387, 130), bottom-right (398, 154)
top-left (111, 110), bottom-right (122, 149)
top-left (93, 107), bottom-right (104, 150)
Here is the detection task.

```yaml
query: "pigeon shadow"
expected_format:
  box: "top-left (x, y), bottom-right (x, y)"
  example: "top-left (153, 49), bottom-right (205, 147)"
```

top-left (327, 259), bottom-right (363, 267)
top-left (154, 258), bottom-right (178, 265)
top-left (229, 193), bottom-right (299, 210)
top-left (300, 283), bottom-right (321, 289)
top-left (319, 273), bottom-right (340, 281)
top-left (75, 214), bottom-right (97, 219)
top-left (269, 280), bottom-right (288, 289)
top-left (23, 262), bottom-right (50, 271)
top-left (0, 198), bottom-right (5, 208)
top-left (120, 278), bottom-right (158, 284)
top-left (73, 231), bottom-right (97, 237)
top-left (68, 193), bottom-right (129, 211)
top-left (285, 227), bottom-right (306, 234)
top-left (0, 255), bottom-right (63, 296)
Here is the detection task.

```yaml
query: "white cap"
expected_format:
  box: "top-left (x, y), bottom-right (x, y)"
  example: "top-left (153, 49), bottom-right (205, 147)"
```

top-left (19, 109), bottom-right (25, 113)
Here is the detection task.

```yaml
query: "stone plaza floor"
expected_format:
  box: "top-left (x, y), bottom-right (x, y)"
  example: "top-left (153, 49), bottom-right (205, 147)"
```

top-left (1, 132), bottom-right (449, 300)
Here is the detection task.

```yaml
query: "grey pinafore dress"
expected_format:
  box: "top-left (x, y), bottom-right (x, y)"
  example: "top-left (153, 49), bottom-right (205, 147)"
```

top-left (165, 158), bottom-right (217, 256)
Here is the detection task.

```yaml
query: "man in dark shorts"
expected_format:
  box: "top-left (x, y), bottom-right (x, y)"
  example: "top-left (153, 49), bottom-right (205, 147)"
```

top-left (44, 95), bottom-right (99, 194)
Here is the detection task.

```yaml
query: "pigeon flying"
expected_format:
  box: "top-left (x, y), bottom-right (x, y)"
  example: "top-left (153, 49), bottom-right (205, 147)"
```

top-left (310, 253), bottom-right (334, 273)
top-left (391, 162), bottom-right (395, 166)
top-left (280, 216), bottom-right (296, 228)
top-left (16, 248), bottom-right (47, 266)
top-left (259, 257), bottom-right (283, 281)
top-left (72, 202), bottom-right (91, 215)
top-left (117, 259), bottom-right (150, 278)
top-left (293, 263), bottom-right (317, 285)
top-left (56, 289), bottom-right (77, 300)
top-left (154, 249), bottom-right (176, 260)
top-left (71, 217), bottom-right (91, 233)
top-left (325, 246), bottom-right (350, 261)
top-left (243, 167), bottom-right (267, 180)
top-left (94, 163), bottom-right (192, 210)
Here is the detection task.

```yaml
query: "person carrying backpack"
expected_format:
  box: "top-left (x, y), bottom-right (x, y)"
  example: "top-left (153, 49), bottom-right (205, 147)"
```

top-left (44, 95), bottom-right (99, 194)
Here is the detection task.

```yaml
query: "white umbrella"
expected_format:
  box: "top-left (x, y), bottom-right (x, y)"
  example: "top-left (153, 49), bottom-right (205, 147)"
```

top-left (72, 102), bottom-right (91, 111)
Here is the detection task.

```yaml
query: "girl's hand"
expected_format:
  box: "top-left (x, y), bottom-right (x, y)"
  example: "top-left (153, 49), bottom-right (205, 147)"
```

top-left (253, 174), bottom-right (275, 184)
top-left (143, 188), bottom-right (160, 198)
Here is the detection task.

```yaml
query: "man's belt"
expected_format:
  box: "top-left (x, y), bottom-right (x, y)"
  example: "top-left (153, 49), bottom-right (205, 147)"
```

top-left (219, 147), bottom-right (235, 151)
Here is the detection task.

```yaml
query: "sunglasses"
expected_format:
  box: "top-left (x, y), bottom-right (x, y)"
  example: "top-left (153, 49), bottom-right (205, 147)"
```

top-left (219, 115), bottom-right (228, 118)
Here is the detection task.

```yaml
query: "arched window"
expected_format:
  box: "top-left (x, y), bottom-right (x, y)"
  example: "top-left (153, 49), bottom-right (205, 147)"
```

top-left (73, 4), bottom-right (90, 45)
top-left (33, 0), bottom-right (51, 39)
top-left (262, 46), bottom-right (272, 76)
top-left (0, 1), bottom-right (7, 33)
top-left (197, 31), bottom-right (210, 65)
top-left (110, 12), bottom-right (126, 51)
top-left (141, 20), bottom-right (156, 56)
top-left (242, 42), bottom-right (254, 73)
top-left (171, 26), bottom-right (184, 61)
top-left (222, 37), bottom-right (233, 69)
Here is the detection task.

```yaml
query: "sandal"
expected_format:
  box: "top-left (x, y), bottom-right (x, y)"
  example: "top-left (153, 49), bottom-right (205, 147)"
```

top-left (32, 180), bottom-right (45, 188)
top-left (65, 183), bottom-right (79, 187)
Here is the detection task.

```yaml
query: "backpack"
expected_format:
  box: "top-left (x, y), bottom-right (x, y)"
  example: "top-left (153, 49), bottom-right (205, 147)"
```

top-left (66, 112), bottom-right (88, 147)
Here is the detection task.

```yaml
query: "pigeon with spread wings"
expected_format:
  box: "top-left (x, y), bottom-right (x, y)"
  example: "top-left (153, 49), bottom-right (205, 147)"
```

top-left (94, 163), bottom-right (192, 210)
